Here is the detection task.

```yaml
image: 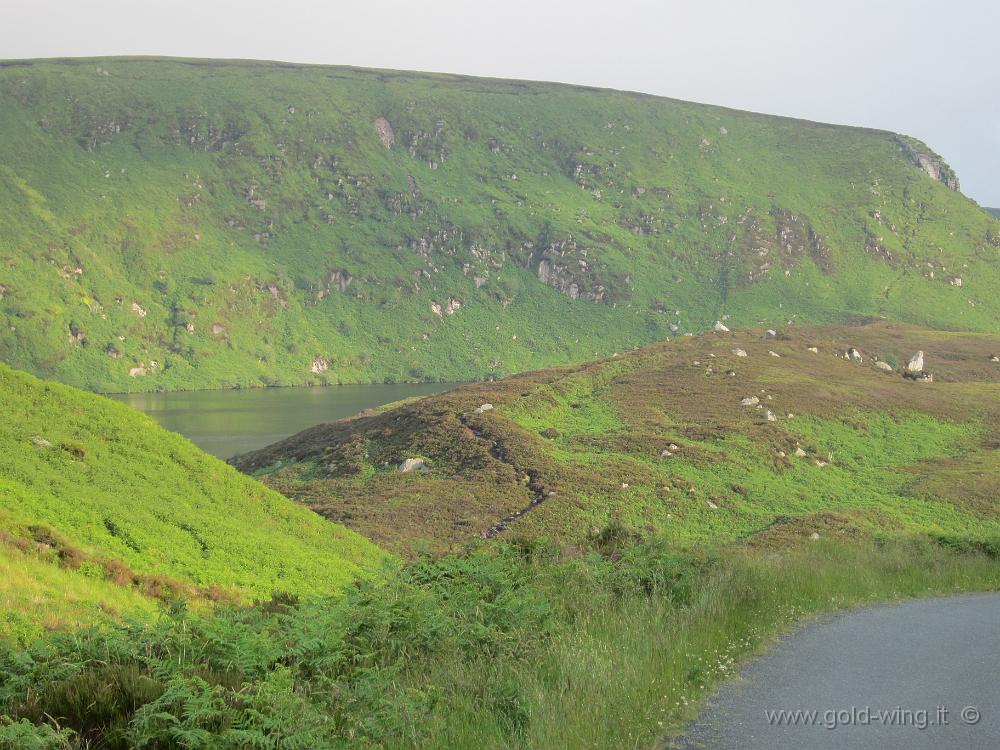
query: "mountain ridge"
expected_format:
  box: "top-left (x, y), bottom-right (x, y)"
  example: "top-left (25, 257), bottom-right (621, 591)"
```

top-left (1, 57), bottom-right (996, 392)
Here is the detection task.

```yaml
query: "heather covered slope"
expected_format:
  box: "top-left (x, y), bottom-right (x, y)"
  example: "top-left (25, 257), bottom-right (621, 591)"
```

top-left (1, 58), bottom-right (998, 392)
top-left (234, 321), bottom-right (1000, 554)
top-left (0, 362), bottom-right (385, 636)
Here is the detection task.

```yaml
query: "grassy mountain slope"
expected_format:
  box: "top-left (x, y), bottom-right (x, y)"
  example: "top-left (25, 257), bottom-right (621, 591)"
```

top-left (1, 57), bottom-right (997, 392)
top-left (0, 542), bottom-right (158, 642)
top-left (234, 321), bottom-right (1000, 554)
top-left (0, 361), bottom-right (385, 633)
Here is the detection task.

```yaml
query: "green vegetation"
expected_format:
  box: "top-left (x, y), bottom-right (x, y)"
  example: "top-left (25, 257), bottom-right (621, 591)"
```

top-left (2, 324), bottom-right (1000, 747)
top-left (1, 57), bottom-right (998, 746)
top-left (0, 361), bottom-right (385, 637)
top-left (0, 58), bottom-right (998, 392)
top-left (2, 536), bottom-right (999, 749)
top-left (239, 321), bottom-right (1000, 555)
top-left (0, 542), bottom-right (157, 644)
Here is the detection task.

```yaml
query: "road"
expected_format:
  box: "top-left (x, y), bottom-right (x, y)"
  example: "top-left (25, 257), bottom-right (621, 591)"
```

top-left (675, 593), bottom-right (1000, 749)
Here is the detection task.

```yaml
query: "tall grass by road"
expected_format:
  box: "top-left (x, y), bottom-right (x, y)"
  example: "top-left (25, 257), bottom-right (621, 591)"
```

top-left (3, 533), bottom-right (999, 749)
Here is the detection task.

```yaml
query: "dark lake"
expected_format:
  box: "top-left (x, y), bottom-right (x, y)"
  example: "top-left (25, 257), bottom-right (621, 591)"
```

top-left (112, 382), bottom-right (459, 459)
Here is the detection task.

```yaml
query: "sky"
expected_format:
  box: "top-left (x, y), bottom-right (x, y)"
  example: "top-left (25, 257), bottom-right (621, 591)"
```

top-left (3, 0), bottom-right (999, 205)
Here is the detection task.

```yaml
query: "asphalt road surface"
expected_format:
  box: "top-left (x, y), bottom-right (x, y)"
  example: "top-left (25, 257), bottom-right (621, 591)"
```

top-left (675, 593), bottom-right (1000, 749)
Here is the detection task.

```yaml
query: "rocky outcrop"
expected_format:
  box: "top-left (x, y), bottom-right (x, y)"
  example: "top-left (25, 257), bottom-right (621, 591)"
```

top-left (537, 258), bottom-right (603, 302)
top-left (772, 209), bottom-right (833, 273)
top-left (328, 269), bottom-right (353, 293)
top-left (431, 298), bottom-right (462, 318)
top-left (399, 457), bottom-right (428, 472)
top-left (374, 117), bottom-right (395, 149)
top-left (530, 235), bottom-right (626, 303)
top-left (894, 136), bottom-right (960, 191)
top-left (904, 350), bottom-right (934, 382)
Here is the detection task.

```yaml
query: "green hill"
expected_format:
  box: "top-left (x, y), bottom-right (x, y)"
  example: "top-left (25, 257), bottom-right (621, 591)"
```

top-left (234, 321), bottom-right (1000, 554)
top-left (0, 362), bottom-right (385, 636)
top-left (1, 57), bottom-right (997, 392)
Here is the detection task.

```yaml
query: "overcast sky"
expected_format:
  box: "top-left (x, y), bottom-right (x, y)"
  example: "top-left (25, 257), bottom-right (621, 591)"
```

top-left (3, 0), bottom-right (998, 204)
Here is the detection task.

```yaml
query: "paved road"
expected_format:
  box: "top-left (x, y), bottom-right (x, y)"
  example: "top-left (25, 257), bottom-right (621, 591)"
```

top-left (675, 593), bottom-right (1000, 749)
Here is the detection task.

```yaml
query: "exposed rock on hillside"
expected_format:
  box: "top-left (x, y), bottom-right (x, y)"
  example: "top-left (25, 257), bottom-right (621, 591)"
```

top-left (374, 116), bottom-right (395, 149)
top-left (895, 135), bottom-right (961, 191)
top-left (399, 458), bottom-right (428, 472)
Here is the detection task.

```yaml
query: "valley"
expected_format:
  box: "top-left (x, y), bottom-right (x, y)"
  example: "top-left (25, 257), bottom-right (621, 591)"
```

top-left (0, 55), bottom-right (998, 750)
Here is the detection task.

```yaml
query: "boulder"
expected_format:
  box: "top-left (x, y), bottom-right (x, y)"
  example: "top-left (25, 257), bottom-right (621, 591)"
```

top-left (399, 458), bottom-right (428, 473)
top-left (763, 410), bottom-right (777, 422)
top-left (794, 446), bottom-right (807, 457)
top-left (732, 348), bottom-right (748, 357)
top-left (906, 351), bottom-right (924, 373)
top-left (769, 350), bottom-right (781, 358)
top-left (474, 403), bottom-right (494, 414)
top-left (713, 321), bottom-right (730, 332)
top-left (874, 361), bottom-right (894, 372)
top-left (764, 329), bottom-right (778, 339)
top-left (740, 396), bottom-right (760, 407)
top-left (807, 346), bottom-right (819, 353)
top-left (847, 347), bottom-right (863, 363)
top-left (991, 355), bottom-right (999, 363)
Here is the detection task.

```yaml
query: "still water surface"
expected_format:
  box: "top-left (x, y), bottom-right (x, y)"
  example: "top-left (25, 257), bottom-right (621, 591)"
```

top-left (112, 383), bottom-right (458, 459)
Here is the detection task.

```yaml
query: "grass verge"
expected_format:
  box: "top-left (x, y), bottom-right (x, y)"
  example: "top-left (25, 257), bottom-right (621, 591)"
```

top-left (2, 533), bottom-right (999, 748)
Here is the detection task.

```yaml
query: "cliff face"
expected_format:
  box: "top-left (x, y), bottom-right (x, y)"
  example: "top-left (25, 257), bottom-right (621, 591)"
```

top-left (894, 135), bottom-right (961, 191)
top-left (0, 58), bottom-right (997, 392)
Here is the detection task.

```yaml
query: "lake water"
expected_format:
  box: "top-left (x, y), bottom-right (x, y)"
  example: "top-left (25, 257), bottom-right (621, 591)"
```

top-left (112, 383), bottom-right (458, 459)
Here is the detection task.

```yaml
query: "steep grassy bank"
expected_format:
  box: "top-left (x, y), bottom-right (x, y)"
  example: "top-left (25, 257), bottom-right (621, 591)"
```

top-left (1, 58), bottom-right (998, 391)
top-left (235, 321), bottom-right (1000, 555)
top-left (2, 536), bottom-right (999, 749)
top-left (0, 362), bottom-right (386, 639)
